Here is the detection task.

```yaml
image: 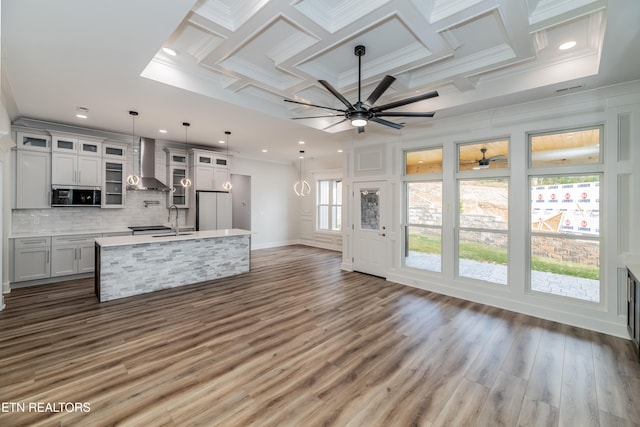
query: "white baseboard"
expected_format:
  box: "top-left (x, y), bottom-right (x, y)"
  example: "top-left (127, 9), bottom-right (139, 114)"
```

top-left (386, 271), bottom-right (628, 339)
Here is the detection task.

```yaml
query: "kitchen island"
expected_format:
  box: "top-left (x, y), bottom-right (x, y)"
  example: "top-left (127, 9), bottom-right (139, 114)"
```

top-left (94, 229), bottom-right (251, 302)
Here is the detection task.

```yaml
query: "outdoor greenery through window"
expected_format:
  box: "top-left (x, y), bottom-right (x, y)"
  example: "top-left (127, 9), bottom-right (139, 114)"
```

top-left (404, 147), bottom-right (443, 272)
top-left (528, 126), bottom-right (602, 302)
top-left (457, 139), bottom-right (509, 285)
top-left (317, 179), bottom-right (342, 231)
top-left (458, 178), bottom-right (509, 284)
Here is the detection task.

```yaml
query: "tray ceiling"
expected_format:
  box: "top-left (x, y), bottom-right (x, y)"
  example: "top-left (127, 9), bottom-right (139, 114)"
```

top-left (143, 0), bottom-right (608, 135)
top-left (3, 0), bottom-right (638, 161)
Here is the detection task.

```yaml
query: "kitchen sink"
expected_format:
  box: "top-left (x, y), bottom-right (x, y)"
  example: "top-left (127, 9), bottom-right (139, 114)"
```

top-left (151, 233), bottom-right (193, 238)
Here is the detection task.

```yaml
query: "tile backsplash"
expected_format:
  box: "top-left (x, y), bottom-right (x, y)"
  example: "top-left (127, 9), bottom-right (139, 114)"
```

top-left (12, 191), bottom-right (187, 234)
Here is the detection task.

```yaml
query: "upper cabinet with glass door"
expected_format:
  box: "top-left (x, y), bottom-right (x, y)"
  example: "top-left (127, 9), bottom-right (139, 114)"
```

top-left (102, 142), bottom-right (127, 208)
top-left (165, 148), bottom-right (189, 208)
top-left (16, 131), bottom-right (51, 151)
top-left (51, 135), bottom-right (103, 187)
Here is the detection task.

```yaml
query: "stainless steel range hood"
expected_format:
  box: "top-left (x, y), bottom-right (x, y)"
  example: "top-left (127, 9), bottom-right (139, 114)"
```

top-left (127, 137), bottom-right (171, 192)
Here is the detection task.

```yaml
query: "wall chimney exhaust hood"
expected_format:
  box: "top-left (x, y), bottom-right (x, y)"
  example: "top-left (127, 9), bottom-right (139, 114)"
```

top-left (126, 137), bottom-right (171, 191)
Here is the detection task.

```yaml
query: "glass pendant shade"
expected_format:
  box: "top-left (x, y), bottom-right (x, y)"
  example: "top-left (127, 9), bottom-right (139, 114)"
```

top-left (294, 179), bottom-right (311, 196)
top-left (126, 174), bottom-right (140, 186)
top-left (126, 110), bottom-right (140, 186)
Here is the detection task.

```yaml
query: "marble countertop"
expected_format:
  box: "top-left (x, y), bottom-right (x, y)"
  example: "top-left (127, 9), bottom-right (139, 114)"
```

top-left (9, 225), bottom-right (196, 239)
top-left (95, 228), bottom-right (251, 248)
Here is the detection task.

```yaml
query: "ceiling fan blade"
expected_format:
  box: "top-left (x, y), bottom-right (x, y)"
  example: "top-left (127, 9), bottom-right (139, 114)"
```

top-left (358, 126), bottom-right (365, 134)
top-left (370, 117), bottom-right (404, 129)
top-left (318, 80), bottom-right (354, 110)
top-left (489, 155), bottom-right (508, 162)
top-left (370, 90), bottom-right (439, 113)
top-left (322, 118), bottom-right (348, 130)
top-left (375, 111), bottom-right (435, 118)
top-left (365, 75), bottom-right (396, 106)
top-left (291, 115), bottom-right (344, 121)
top-left (284, 98), bottom-right (346, 113)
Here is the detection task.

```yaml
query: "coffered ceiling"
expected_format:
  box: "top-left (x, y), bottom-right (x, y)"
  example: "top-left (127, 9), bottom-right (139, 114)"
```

top-left (2, 0), bottom-right (639, 162)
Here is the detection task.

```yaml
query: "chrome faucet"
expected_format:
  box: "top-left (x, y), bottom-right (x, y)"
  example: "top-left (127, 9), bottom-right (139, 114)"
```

top-left (168, 205), bottom-right (179, 236)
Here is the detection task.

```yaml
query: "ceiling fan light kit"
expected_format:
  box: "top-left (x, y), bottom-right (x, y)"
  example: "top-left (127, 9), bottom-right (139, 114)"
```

top-left (285, 45), bottom-right (438, 133)
top-left (470, 147), bottom-right (507, 170)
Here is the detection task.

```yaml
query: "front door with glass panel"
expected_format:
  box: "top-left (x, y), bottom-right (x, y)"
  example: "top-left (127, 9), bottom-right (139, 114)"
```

top-left (353, 181), bottom-right (387, 278)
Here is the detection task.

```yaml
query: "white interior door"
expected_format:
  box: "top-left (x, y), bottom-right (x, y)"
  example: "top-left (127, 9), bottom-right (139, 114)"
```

top-left (353, 181), bottom-right (387, 278)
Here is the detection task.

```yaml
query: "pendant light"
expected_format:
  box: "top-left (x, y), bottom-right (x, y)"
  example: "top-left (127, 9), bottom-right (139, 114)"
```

top-left (294, 150), bottom-right (311, 196)
top-left (180, 122), bottom-right (192, 187)
top-left (126, 111), bottom-right (140, 186)
top-left (222, 131), bottom-right (232, 191)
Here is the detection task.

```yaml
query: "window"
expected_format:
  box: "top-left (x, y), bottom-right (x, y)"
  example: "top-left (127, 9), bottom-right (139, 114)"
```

top-left (457, 139), bottom-right (509, 285)
top-left (528, 126), bottom-right (602, 302)
top-left (317, 179), bottom-right (342, 231)
top-left (404, 148), bottom-right (443, 272)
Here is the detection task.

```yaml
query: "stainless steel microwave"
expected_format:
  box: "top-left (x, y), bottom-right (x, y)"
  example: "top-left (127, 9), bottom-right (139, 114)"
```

top-left (51, 186), bottom-right (101, 207)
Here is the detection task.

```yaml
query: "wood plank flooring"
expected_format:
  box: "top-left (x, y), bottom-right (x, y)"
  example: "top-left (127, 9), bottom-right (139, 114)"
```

top-left (1, 245), bottom-right (640, 426)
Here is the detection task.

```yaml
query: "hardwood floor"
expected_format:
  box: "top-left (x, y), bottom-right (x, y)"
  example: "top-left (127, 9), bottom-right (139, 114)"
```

top-left (1, 245), bottom-right (639, 426)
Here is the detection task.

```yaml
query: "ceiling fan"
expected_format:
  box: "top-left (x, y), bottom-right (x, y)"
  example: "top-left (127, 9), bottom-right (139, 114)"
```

top-left (466, 148), bottom-right (508, 169)
top-left (284, 45), bottom-right (438, 133)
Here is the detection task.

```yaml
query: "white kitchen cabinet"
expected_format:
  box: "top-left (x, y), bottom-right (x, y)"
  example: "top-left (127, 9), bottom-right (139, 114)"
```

top-left (103, 159), bottom-right (126, 207)
top-left (165, 149), bottom-right (189, 208)
top-left (53, 136), bottom-right (101, 156)
top-left (102, 142), bottom-right (127, 159)
top-left (16, 131), bottom-right (51, 151)
top-left (12, 237), bottom-right (51, 282)
top-left (191, 149), bottom-right (230, 191)
top-left (52, 135), bottom-right (102, 186)
top-left (16, 149), bottom-right (51, 209)
top-left (51, 234), bottom-right (99, 277)
top-left (52, 153), bottom-right (102, 186)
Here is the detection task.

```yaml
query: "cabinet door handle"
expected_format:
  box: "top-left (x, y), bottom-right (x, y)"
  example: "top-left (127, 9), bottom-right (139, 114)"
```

top-left (46, 250), bottom-right (50, 264)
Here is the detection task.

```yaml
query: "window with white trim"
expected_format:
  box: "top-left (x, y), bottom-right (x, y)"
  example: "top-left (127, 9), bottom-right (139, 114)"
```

top-left (317, 179), bottom-right (342, 231)
top-left (528, 126), bottom-right (602, 302)
top-left (404, 147), bottom-right (443, 272)
top-left (457, 139), bottom-right (510, 285)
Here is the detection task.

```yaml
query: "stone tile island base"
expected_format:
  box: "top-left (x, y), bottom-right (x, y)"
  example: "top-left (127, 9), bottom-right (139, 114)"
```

top-left (95, 230), bottom-right (251, 302)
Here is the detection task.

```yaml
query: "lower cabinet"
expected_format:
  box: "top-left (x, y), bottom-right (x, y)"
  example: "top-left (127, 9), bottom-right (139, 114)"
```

top-left (51, 234), bottom-right (100, 277)
top-left (13, 237), bottom-right (51, 282)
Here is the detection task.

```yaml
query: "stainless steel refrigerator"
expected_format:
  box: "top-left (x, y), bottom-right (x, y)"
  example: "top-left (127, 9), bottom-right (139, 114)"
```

top-left (196, 191), bottom-right (232, 231)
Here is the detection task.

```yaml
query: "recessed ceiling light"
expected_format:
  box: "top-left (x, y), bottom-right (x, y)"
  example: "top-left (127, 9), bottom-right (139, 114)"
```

top-left (262, 149), bottom-right (268, 153)
top-left (337, 149), bottom-right (343, 153)
top-left (159, 129), bottom-right (167, 134)
top-left (218, 140), bottom-right (225, 144)
top-left (298, 141), bottom-right (305, 145)
top-left (75, 106), bottom-right (89, 119)
top-left (162, 47), bottom-right (177, 56)
top-left (559, 41), bottom-right (576, 50)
